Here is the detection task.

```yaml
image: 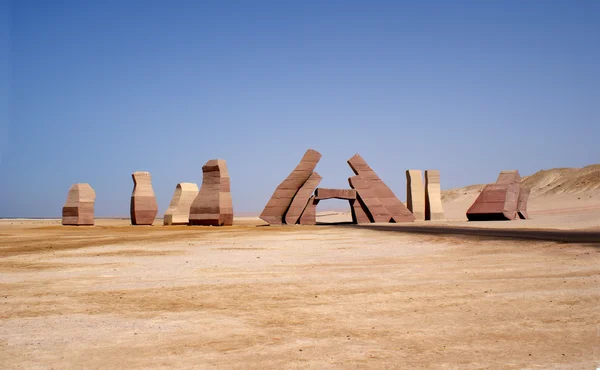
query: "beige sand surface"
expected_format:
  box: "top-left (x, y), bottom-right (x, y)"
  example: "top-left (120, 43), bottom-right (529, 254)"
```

top-left (1, 219), bottom-right (599, 369)
top-left (1, 165), bottom-right (599, 369)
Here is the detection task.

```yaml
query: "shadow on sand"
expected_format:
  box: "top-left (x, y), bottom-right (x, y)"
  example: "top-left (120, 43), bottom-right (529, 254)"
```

top-left (346, 224), bottom-right (600, 244)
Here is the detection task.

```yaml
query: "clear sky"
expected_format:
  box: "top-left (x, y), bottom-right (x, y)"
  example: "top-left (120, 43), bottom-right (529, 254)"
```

top-left (1, 0), bottom-right (599, 218)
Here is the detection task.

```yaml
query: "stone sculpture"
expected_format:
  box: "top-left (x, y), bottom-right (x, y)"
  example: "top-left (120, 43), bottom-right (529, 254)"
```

top-left (130, 171), bottom-right (158, 225)
top-left (406, 170), bottom-right (426, 221)
top-left (425, 170), bottom-right (444, 221)
top-left (260, 149), bottom-right (322, 225)
top-left (347, 176), bottom-right (392, 222)
top-left (348, 154), bottom-right (415, 223)
top-left (189, 159), bottom-right (233, 226)
top-left (260, 150), bottom-right (415, 226)
top-left (164, 182), bottom-right (199, 225)
top-left (285, 172), bottom-right (322, 225)
top-left (466, 170), bottom-right (529, 221)
top-left (62, 183), bottom-right (96, 226)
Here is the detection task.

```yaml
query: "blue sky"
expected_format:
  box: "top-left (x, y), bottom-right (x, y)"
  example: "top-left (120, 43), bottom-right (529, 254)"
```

top-left (1, 0), bottom-right (599, 217)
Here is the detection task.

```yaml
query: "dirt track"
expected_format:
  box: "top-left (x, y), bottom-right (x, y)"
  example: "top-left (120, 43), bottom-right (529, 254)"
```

top-left (1, 221), bottom-right (599, 369)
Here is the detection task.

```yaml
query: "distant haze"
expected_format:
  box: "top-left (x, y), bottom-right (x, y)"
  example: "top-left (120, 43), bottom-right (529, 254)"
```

top-left (1, 1), bottom-right (599, 218)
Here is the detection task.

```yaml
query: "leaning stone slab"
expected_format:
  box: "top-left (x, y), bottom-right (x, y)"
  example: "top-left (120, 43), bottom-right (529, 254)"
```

top-left (285, 171), bottom-right (322, 225)
top-left (260, 149), bottom-right (322, 225)
top-left (347, 154), bottom-right (414, 222)
top-left (425, 170), bottom-right (445, 221)
top-left (348, 175), bottom-right (392, 222)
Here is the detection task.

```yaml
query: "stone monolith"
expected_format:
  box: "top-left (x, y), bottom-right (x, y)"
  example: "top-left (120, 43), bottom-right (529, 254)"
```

top-left (189, 159), bottom-right (233, 226)
top-left (130, 172), bottom-right (158, 225)
top-left (62, 183), bottom-right (96, 226)
top-left (406, 170), bottom-right (425, 221)
top-left (425, 170), bottom-right (444, 221)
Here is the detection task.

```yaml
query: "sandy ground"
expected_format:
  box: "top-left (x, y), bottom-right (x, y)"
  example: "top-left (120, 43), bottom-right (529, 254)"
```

top-left (2, 175), bottom-right (600, 369)
top-left (1, 216), bottom-right (599, 369)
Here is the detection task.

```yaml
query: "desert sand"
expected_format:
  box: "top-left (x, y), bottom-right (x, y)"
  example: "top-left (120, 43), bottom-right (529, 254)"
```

top-left (1, 165), bottom-right (599, 369)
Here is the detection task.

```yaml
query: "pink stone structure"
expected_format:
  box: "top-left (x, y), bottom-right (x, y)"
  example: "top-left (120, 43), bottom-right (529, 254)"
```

top-left (466, 170), bottom-right (530, 221)
top-left (62, 183), bottom-right (96, 226)
top-left (406, 170), bottom-right (425, 221)
top-left (348, 154), bottom-right (415, 223)
top-left (189, 159), bottom-right (233, 226)
top-left (425, 170), bottom-right (445, 221)
top-left (260, 149), bottom-right (322, 225)
top-left (130, 172), bottom-right (158, 225)
top-left (348, 176), bottom-right (392, 222)
top-left (285, 172), bottom-right (322, 225)
top-left (260, 150), bottom-right (415, 226)
top-left (164, 182), bottom-right (199, 225)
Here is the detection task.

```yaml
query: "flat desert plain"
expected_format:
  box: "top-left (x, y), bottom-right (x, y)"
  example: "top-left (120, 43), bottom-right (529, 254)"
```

top-left (1, 167), bottom-right (600, 369)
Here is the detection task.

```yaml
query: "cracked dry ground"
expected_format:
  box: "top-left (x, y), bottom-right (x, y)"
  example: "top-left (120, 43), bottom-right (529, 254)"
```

top-left (1, 223), bottom-right (599, 369)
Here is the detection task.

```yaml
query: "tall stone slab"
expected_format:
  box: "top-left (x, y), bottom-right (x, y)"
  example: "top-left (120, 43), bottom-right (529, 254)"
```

top-left (406, 170), bottom-right (425, 221)
top-left (189, 159), bottom-right (233, 226)
top-left (347, 154), bottom-right (415, 222)
top-left (260, 149), bottom-right (322, 225)
top-left (285, 172), bottom-right (322, 225)
top-left (425, 170), bottom-right (444, 221)
top-left (298, 196), bottom-right (317, 225)
top-left (130, 171), bottom-right (158, 225)
top-left (62, 183), bottom-right (96, 226)
top-left (164, 182), bottom-right (199, 225)
top-left (348, 175), bottom-right (392, 222)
